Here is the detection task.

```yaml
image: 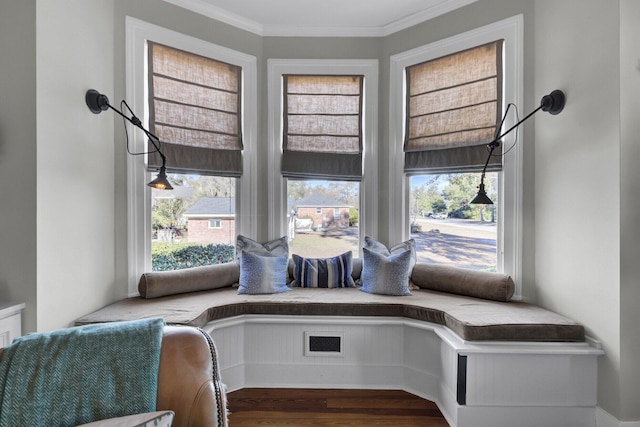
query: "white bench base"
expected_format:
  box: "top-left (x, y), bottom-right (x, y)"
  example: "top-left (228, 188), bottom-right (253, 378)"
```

top-left (205, 315), bottom-right (603, 427)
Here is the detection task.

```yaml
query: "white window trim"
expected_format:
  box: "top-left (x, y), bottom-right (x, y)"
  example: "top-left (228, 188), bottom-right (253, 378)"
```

top-left (126, 17), bottom-right (257, 296)
top-left (267, 59), bottom-right (378, 254)
top-left (208, 219), bottom-right (222, 229)
top-left (389, 15), bottom-right (524, 298)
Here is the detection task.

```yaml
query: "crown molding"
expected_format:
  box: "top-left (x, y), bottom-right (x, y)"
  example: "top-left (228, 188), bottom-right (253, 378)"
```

top-left (162, 0), bottom-right (478, 37)
top-left (162, 0), bottom-right (264, 35)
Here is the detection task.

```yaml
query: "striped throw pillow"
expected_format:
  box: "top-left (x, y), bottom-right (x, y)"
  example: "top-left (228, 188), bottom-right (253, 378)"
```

top-left (292, 251), bottom-right (355, 288)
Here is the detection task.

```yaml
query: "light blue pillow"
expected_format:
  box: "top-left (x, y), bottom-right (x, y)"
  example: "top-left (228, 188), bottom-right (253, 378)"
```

top-left (238, 251), bottom-right (289, 295)
top-left (235, 235), bottom-right (289, 263)
top-left (291, 251), bottom-right (355, 288)
top-left (364, 236), bottom-right (416, 270)
top-left (360, 247), bottom-right (413, 296)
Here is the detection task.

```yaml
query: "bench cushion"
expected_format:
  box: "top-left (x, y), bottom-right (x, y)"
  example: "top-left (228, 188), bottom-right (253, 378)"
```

top-left (75, 287), bottom-right (584, 342)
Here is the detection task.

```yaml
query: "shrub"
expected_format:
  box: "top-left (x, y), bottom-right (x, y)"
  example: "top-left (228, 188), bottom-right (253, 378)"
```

top-left (152, 242), bottom-right (235, 271)
top-left (349, 208), bottom-right (359, 227)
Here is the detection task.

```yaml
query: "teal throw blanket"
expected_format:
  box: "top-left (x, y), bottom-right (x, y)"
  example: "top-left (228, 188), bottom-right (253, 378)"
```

top-left (0, 318), bottom-right (164, 427)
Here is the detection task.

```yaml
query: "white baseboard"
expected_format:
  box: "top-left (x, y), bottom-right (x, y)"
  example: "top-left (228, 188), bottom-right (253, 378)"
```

top-left (597, 407), bottom-right (640, 427)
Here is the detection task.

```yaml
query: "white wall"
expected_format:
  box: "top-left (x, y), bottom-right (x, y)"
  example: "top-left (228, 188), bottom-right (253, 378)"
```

top-left (35, 0), bottom-right (118, 331)
top-left (534, 0), bottom-right (622, 418)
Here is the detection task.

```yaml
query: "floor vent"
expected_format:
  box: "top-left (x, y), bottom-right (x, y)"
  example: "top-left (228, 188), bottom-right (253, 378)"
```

top-left (304, 332), bottom-right (343, 357)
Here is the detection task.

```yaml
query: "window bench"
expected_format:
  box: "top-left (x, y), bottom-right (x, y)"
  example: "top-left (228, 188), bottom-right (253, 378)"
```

top-left (76, 262), bottom-right (603, 427)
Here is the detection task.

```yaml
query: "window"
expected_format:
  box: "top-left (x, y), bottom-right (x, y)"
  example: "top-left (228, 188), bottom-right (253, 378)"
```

top-left (404, 39), bottom-right (503, 272)
top-left (389, 15), bottom-right (523, 295)
top-left (287, 179), bottom-right (359, 258)
top-left (410, 172), bottom-right (498, 271)
top-left (151, 174), bottom-right (236, 267)
top-left (127, 18), bottom-right (257, 294)
top-left (277, 72), bottom-right (366, 258)
top-left (268, 60), bottom-right (378, 258)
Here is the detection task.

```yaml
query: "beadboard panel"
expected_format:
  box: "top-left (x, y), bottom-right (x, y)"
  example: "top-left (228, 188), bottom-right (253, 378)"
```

top-left (205, 315), bottom-right (603, 427)
top-left (242, 322), bottom-right (404, 367)
top-left (208, 319), bottom-right (245, 390)
top-left (243, 363), bottom-right (405, 389)
top-left (465, 353), bottom-right (599, 406)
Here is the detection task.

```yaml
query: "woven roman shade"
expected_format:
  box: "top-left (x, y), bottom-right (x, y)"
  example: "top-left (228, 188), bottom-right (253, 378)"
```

top-left (147, 42), bottom-right (243, 177)
top-left (404, 40), bottom-right (504, 174)
top-left (282, 74), bottom-right (364, 181)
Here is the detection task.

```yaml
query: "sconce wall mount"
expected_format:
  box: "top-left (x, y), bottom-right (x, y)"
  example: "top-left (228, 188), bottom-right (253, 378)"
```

top-left (85, 89), bottom-right (173, 190)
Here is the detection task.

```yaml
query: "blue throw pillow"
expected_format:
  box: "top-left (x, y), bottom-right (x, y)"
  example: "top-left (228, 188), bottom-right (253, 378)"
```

top-left (235, 235), bottom-right (289, 263)
top-left (360, 247), bottom-right (412, 296)
top-left (238, 251), bottom-right (289, 295)
top-left (364, 236), bottom-right (416, 270)
top-left (291, 251), bottom-right (355, 288)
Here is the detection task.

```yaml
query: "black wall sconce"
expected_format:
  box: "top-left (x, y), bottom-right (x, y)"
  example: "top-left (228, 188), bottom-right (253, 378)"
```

top-left (470, 89), bottom-right (566, 205)
top-left (85, 89), bottom-right (173, 190)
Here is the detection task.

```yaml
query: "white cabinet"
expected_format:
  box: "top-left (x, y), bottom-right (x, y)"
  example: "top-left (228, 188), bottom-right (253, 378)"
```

top-left (0, 302), bottom-right (25, 348)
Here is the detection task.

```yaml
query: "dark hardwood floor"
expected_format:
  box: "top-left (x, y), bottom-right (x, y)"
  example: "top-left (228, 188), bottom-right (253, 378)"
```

top-left (227, 388), bottom-right (450, 426)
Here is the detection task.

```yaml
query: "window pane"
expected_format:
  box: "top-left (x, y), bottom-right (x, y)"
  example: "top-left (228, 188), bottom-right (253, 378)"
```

top-left (410, 173), bottom-right (498, 271)
top-left (287, 180), bottom-right (359, 258)
top-left (151, 173), bottom-right (236, 271)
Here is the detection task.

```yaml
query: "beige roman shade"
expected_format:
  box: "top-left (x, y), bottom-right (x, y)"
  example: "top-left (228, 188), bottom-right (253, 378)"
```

top-left (282, 74), bottom-right (364, 181)
top-left (404, 40), bottom-right (504, 174)
top-left (147, 42), bottom-right (243, 177)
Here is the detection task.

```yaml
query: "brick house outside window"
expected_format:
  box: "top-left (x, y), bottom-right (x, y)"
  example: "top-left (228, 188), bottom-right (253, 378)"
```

top-left (183, 197), bottom-right (235, 245)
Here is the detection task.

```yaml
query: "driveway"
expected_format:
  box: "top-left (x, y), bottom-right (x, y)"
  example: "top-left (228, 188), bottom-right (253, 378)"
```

top-left (289, 220), bottom-right (497, 271)
top-left (411, 218), bottom-right (497, 271)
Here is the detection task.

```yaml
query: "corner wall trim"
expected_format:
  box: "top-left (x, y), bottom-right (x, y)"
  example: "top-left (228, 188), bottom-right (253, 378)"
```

top-left (596, 407), bottom-right (640, 427)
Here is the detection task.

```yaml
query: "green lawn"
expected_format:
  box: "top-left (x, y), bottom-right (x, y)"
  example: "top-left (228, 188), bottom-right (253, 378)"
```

top-left (289, 228), bottom-right (359, 258)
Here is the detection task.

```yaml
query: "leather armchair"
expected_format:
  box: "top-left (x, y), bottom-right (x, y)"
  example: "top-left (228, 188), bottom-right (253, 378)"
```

top-left (0, 326), bottom-right (227, 427)
top-left (157, 326), bottom-right (227, 427)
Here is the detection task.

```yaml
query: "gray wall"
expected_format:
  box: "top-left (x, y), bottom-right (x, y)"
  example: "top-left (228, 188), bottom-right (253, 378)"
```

top-left (0, 1), bottom-right (38, 332)
top-left (534, 0), bottom-right (624, 419)
top-left (1, 0), bottom-right (638, 421)
top-left (35, 0), bottom-right (117, 331)
top-left (0, 0), bottom-right (117, 332)
top-left (620, 0), bottom-right (640, 421)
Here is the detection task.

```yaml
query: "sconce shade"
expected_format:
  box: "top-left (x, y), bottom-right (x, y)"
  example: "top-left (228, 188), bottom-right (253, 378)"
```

top-left (470, 183), bottom-right (493, 205)
top-left (147, 166), bottom-right (173, 190)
